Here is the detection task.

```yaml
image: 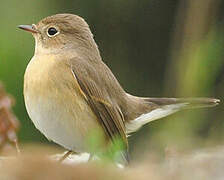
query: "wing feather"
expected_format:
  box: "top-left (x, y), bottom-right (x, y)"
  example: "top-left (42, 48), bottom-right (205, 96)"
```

top-left (70, 59), bottom-right (127, 148)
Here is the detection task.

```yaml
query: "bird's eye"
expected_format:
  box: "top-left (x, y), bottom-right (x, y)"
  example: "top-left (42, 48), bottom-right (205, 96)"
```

top-left (47, 27), bottom-right (58, 37)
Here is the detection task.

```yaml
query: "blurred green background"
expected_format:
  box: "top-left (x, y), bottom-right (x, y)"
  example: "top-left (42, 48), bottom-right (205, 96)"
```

top-left (1, 0), bottom-right (224, 160)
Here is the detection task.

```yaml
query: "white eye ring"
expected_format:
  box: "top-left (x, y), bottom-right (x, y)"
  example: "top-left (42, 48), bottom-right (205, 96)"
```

top-left (47, 27), bottom-right (59, 37)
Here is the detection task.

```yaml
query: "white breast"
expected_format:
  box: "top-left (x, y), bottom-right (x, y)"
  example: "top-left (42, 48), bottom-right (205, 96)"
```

top-left (24, 55), bottom-right (100, 152)
top-left (25, 95), bottom-right (84, 152)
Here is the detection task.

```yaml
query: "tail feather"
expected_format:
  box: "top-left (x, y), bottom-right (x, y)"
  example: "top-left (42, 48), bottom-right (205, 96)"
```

top-left (126, 97), bottom-right (220, 134)
top-left (143, 97), bottom-right (220, 108)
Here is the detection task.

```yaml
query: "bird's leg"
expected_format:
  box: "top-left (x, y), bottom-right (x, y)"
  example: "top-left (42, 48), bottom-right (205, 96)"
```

top-left (58, 150), bottom-right (73, 163)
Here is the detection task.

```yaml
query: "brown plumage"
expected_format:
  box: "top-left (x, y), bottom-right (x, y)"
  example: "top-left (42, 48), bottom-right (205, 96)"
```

top-left (19, 13), bottom-right (220, 163)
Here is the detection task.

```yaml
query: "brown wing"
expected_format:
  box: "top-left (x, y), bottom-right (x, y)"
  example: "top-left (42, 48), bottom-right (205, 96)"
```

top-left (70, 58), bottom-right (127, 148)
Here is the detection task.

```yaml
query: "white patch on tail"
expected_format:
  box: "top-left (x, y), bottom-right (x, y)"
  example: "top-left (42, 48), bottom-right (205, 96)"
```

top-left (126, 103), bottom-right (188, 134)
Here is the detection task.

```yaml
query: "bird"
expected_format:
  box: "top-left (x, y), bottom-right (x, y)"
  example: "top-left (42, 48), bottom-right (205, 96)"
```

top-left (18, 13), bottom-right (220, 163)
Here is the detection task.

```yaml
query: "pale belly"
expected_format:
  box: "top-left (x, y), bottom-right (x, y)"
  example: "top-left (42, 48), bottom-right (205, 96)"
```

top-left (24, 55), bottom-right (100, 152)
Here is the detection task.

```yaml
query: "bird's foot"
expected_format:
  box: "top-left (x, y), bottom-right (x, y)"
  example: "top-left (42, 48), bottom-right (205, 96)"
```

top-left (58, 150), bottom-right (73, 163)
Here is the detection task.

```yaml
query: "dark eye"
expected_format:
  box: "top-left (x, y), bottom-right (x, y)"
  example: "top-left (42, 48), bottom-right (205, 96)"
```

top-left (47, 27), bottom-right (58, 36)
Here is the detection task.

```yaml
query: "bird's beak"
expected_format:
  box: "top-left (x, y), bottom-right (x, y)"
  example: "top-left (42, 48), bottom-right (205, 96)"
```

top-left (18, 24), bottom-right (38, 33)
